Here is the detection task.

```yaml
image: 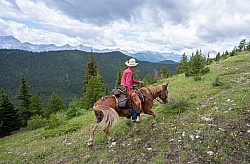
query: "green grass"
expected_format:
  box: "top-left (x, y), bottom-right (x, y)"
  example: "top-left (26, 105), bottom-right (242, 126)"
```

top-left (1, 51), bottom-right (250, 163)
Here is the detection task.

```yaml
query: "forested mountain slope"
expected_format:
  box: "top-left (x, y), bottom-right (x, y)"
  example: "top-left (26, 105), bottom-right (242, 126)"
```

top-left (0, 49), bottom-right (177, 104)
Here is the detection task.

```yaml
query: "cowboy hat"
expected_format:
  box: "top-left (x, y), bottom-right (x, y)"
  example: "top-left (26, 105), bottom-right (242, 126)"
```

top-left (125, 58), bottom-right (138, 67)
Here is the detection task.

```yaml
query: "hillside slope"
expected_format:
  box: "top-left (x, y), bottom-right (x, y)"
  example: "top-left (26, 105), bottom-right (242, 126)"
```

top-left (0, 52), bottom-right (249, 163)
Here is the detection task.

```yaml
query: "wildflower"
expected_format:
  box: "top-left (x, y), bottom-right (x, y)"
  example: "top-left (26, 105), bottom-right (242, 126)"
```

top-left (207, 151), bottom-right (214, 155)
top-left (190, 135), bottom-right (194, 140)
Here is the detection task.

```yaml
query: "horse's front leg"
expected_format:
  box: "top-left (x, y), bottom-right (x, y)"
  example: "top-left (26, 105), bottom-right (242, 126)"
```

top-left (145, 110), bottom-right (156, 127)
top-left (88, 122), bottom-right (99, 147)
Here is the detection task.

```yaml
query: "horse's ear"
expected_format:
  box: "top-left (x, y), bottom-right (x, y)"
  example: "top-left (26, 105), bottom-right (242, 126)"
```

top-left (163, 82), bottom-right (168, 86)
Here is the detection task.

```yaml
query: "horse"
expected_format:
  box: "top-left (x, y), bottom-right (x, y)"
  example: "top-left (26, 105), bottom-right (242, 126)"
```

top-left (88, 82), bottom-right (169, 146)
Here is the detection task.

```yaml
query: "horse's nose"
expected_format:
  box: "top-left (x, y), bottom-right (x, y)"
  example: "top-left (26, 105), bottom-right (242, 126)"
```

top-left (164, 99), bottom-right (168, 104)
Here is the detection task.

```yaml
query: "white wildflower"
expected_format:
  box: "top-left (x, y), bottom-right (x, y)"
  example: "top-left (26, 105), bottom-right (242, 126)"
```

top-left (201, 116), bottom-right (213, 121)
top-left (213, 106), bottom-right (219, 110)
top-left (207, 151), bottom-right (214, 155)
top-left (219, 128), bottom-right (225, 132)
top-left (190, 135), bottom-right (195, 140)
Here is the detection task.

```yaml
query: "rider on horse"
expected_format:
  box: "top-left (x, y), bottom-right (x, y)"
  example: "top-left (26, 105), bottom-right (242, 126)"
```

top-left (120, 58), bottom-right (144, 123)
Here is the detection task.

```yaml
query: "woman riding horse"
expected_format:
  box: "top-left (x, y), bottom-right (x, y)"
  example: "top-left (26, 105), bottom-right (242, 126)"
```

top-left (88, 82), bottom-right (169, 146)
top-left (120, 58), bottom-right (144, 123)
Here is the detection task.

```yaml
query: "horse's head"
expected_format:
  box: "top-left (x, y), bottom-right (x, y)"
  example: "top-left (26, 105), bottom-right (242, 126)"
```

top-left (159, 82), bottom-right (169, 104)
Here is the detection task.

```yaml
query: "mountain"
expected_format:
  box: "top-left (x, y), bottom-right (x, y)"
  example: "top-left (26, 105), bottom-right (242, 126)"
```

top-left (130, 51), bottom-right (181, 63)
top-left (0, 35), bottom-right (181, 62)
top-left (0, 49), bottom-right (177, 105)
top-left (0, 35), bottom-right (21, 48)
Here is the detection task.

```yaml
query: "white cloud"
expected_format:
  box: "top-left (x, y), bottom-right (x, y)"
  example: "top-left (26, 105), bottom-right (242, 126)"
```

top-left (0, 0), bottom-right (250, 55)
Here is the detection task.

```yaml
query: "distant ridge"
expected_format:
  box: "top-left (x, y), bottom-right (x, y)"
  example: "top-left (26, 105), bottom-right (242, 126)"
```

top-left (0, 35), bottom-right (181, 62)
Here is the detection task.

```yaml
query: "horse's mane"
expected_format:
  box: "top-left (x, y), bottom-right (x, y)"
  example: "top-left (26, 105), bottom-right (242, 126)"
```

top-left (141, 85), bottom-right (162, 95)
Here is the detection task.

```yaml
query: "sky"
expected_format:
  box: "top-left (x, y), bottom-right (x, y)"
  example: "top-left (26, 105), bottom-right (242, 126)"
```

top-left (0, 0), bottom-right (250, 56)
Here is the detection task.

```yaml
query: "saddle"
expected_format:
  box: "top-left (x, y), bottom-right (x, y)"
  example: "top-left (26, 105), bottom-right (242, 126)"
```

top-left (111, 86), bottom-right (145, 108)
top-left (111, 86), bottom-right (130, 108)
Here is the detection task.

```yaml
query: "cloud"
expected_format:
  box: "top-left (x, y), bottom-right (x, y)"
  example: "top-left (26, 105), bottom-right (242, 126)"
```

top-left (0, 0), bottom-right (250, 55)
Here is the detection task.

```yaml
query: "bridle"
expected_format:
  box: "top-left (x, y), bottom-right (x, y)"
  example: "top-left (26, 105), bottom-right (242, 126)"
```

top-left (143, 86), bottom-right (168, 104)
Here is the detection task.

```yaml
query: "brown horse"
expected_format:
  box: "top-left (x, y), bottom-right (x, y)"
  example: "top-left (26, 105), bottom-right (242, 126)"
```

top-left (88, 82), bottom-right (168, 146)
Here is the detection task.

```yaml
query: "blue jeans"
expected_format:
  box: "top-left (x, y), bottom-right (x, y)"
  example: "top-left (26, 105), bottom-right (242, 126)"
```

top-left (131, 109), bottom-right (137, 120)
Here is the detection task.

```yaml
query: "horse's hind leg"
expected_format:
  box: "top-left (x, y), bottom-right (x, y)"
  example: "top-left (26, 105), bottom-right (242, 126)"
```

top-left (88, 122), bottom-right (100, 146)
top-left (103, 127), bottom-right (115, 143)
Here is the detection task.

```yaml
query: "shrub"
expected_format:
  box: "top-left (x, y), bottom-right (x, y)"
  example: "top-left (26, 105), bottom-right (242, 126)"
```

top-left (27, 115), bottom-right (47, 130)
top-left (202, 67), bottom-right (210, 74)
top-left (194, 75), bottom-right (202, 81)
top-left (42, 121), bottom-right (83, 138)
top-left (44, 113), bottom-right (61, 130)
top-left (66, 102), bottom-right (82, 119)
top-left (164, 97), bottom-right (190, 117)
top-left (212, 77), bottom-right (223, 86)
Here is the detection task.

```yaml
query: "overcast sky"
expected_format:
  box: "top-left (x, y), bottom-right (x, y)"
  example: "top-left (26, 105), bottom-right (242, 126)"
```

top-left (0, 0), bottom-right (250, 56)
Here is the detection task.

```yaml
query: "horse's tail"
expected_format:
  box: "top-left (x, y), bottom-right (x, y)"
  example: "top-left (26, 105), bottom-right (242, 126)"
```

top-left (93, 105), bottom-right (119, 130)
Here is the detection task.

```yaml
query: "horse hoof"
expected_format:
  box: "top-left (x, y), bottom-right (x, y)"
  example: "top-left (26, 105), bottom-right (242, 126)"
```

top-left (109, 138), bottom-right (115, 142)
top-left (88, 140), bottom-right (93, 147)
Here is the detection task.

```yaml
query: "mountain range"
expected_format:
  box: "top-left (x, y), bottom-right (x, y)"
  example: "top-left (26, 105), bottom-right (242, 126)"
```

top-left (0, 35), bottom-right (181, 62)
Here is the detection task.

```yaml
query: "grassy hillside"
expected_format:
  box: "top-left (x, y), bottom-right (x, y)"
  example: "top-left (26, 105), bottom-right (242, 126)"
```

top-left (0, 52), bottom-right (249, 163)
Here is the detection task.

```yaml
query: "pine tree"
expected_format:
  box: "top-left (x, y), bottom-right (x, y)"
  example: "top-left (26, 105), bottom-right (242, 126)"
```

top-left (0, 90), bottom-right (20, 137)
top-left (30, 94), bottom-right (43, 117)
top-left (160, 66), bottom-right (169, 78)
top-left (177, 53), bottom-right (189, 74)
top-left (188, 50), bottom-right (206, 75)
top-left (115, 68), bottom-right (122, 89)
top-left (143, 73), bottom-right (153, 85)
top-left (17, 73), bottom-right (32, 126)
top-left (151, 69), bottom-right (158, 83)
top-left (215, 52), bottom-right (221, 61)
top-left (83, 73), bottom-right (106, 110)
top-left (45, 92), bottom-right (65, 119)
top-left (82, 49), bottom-right (98, 93)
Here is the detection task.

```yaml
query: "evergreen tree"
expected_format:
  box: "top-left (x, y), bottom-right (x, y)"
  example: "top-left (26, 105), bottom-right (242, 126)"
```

top-left (115, 68), bottom-right (122, 89)
top-left (82, 49), bottom-right (98, 93)
top-left (30, 94), bottom-right (43, 117)
top-left (188, 50), bottom-right (206, 75)
top-left (143, 73), bottom-right (153, 85)
top-left (45, 92), bottom-right (65, 118)
top-left (83, 73), bottom-right (106, 110)
top-left (0, 90), bottom-right (20, 137)
top-left (238, 39), bottom-right (246, 51)
top-left (151, 69), bottom-right (158, 83)
top-left (247, 41), bottom-right (250, 51)
top-left (177, 53), bottom-right (189, 74)
top-left (215, 52), bottom-right (221, 61)
top-left (17, 73), bottom-right (32, 126)
top-left (160, 66), bottom-right (169, 78)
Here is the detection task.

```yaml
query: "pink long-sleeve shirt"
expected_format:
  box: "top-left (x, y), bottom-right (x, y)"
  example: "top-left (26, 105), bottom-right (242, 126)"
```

top-left (120, 67), bottom-right (140, 93)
